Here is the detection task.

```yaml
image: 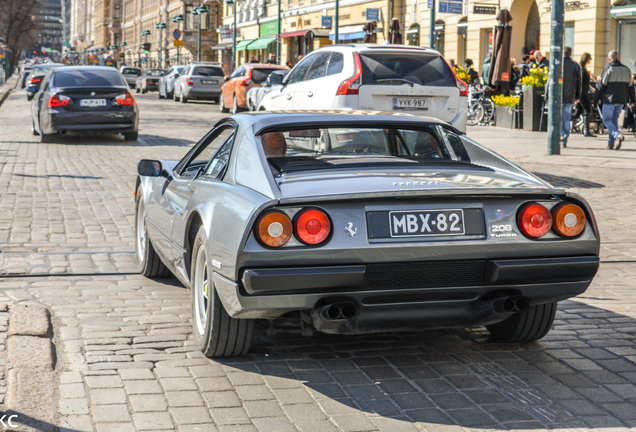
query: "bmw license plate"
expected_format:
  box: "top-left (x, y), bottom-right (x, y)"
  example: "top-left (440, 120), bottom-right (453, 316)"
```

top-left (389, 209), bottom-right (465, 237)
top-left (202, 80), bottom-right (217, 85)
top-left (393, 97), bottom-right (428, 110)
top-left (80, 99), bottom-right (106, 107)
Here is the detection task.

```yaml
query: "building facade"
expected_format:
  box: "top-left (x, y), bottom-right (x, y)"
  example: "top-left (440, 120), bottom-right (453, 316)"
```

top-left (69, 0), bottom-right (635, 75)
top-left (218, 0), bottom-right (636, 77)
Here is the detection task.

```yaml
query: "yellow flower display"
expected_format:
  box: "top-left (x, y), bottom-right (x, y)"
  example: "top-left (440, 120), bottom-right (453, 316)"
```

top-left (491, 94), bottom-right (520, 107)
top-left (520, 65), bottom-right (548, 88)
top-left (454, 66), bottom-right (471, 83)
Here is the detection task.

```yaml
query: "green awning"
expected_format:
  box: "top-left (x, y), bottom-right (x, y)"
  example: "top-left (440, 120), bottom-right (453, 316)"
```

top-left (235, 39), bottom-right (255, 51)
top-left (247, 37), bottom-right (277, 50)
top-left (611, 5), bottom-right (636, 17)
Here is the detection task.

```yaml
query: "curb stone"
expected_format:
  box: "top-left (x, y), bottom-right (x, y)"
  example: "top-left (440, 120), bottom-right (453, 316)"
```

top-left (5, 303), bottom-right (57, 432)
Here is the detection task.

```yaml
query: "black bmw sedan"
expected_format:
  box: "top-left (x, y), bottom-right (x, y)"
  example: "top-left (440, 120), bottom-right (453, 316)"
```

top-left (31, 66), bottom-right (139, 143)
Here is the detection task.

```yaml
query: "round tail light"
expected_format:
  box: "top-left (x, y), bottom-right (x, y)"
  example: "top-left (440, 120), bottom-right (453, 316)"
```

top-left (294, 209), bottom-right (331, 245)
top-left (518, 203), bottom-right (552, 238)
top-left (552, 203), bottom-right (586, 237)
top-left (256, 211), bottom-right (292, 247)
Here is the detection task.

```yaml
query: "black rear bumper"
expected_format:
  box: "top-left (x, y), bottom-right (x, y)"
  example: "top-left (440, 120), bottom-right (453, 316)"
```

top-left (228, 256), bottom-right (599, 331)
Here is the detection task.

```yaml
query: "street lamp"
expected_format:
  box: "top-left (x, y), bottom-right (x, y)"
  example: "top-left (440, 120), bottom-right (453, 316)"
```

top-left (193, 5), bottom-right (208, 62)
top-left (172, 14), bottom-right (184, 65)
top-left (156, 22), bottom-right (167, 68)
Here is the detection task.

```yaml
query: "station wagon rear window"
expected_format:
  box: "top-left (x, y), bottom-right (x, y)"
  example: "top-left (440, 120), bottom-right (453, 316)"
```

top-left (193, 67), bottom-right (225, 77)
top-left (359, 53), bottom-right (456, 87)
top-left (122, 68), bottom-right (142, 75)
top-left (260, 127), bottom-right (475, 173)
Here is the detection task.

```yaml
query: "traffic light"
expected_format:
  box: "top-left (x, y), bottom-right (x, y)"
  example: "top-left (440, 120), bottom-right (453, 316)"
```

top-left (143, 42), bottom-right (151, 54)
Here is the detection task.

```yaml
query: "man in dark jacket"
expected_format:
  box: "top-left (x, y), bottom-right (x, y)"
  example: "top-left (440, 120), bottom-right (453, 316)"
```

top-left (561, 47), bottom-right (581, 148)
top-left (595, 50), bottom-right (636, 149)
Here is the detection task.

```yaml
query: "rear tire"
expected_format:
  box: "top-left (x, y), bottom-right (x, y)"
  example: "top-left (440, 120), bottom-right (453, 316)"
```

top-left (167, 91), bottom-right (173, 100)
top-left (124, 132), bottom-right (139, 141)
top-left (231, 95), bottom-right (240, 115)
top-left (486, 302), bottom-right (557, 343)
top-left (135, 186), bottom-right (170, 278)
top-left (219, 95), bottom-right (229, 113)
top-left (191, 226), bottom-right (253, 357)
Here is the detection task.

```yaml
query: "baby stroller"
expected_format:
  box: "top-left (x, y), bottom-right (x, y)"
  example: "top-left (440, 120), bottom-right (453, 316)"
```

top-left (572, 86), bottom-right (604, 135)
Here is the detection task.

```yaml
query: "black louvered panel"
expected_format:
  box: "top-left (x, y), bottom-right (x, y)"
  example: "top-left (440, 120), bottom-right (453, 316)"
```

top-left (364, 260), bottom-right (486, 290)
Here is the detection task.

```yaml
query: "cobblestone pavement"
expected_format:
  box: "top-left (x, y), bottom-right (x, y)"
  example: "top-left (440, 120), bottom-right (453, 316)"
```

top-left (1, 76), bottom-right (636, 431)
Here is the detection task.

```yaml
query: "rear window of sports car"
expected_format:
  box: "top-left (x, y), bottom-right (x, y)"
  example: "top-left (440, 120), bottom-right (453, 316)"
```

top-left (53, 70), bottom-right (127, 87)
top-left (260, 127), bottom-right (474, 173)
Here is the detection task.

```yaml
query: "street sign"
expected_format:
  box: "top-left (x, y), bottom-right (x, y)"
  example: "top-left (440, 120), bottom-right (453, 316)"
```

top-left (173, 29), bottom-right (182, 40)
top-left (321, 16), bottom-right (333, 27)
top-left (474, 5), bottom-right (497, 14)
top-left (366, 8), bottom-right (380, 21)
top-left (438, 0), bottom-right (463, 13)
top-left (173, 40), bottom-right (183, 46)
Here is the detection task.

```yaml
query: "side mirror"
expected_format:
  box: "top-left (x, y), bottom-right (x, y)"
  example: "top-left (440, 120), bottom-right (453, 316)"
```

top-left (224, 76), bottom-right (230, 82)
top-left (138, 159), bottom-right (165, 177)
top-left (267, 73), bottom-right (283, 86)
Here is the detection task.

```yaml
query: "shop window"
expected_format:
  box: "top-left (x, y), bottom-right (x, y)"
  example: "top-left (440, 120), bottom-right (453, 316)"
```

top-left (564, 22), bottom-right (574, 50)
top-left (434, 21), bottom-right (445, 55)
top-left (618, 20), bottom-right (636, 72)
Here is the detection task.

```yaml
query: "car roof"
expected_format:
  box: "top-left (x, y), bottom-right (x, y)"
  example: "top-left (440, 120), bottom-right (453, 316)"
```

top-left (234, 111), bottom-right (451, 134)
top-left (315, 43), bottom-right (442, 56)
top-left (60, 66), bottom-right (120, 72)
top-left (241, 64), bottom-right (290, 70)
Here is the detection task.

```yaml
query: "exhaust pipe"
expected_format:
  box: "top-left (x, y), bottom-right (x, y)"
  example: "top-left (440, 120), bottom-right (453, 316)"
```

top-left (491, 296), bottom-right (529, 314)
top-left (315, 302), bottom-right (357, 321)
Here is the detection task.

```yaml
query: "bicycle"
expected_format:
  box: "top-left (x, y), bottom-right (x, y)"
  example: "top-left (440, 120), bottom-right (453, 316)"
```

top-left (467, 85), bottom-right (494, 126)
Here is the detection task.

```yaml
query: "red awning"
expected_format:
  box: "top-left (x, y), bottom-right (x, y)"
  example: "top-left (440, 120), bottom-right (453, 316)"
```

top-left (280, 30), bottom-right (309, 38)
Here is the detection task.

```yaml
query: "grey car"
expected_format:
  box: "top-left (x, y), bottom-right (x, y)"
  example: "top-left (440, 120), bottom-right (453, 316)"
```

top-left (173, 63), bottom-right (225, 103)
top-left (246, 69), bottom-right (288, 111)
top-left (120, 66), bottom-right (142, 89)
top-left (134, 112), bottom-right (600, 357)
top-left (158, 65), bottom-right (185, 99)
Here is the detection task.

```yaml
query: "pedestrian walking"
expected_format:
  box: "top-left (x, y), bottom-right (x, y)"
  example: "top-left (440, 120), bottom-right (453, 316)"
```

top-left (532, 50), bottom-right (549, 69)
top-left (621, 74), bottom-right (636, 133)
top-left (265, 53), bottom-right (277, 64)
top-left (594, 50), bottom-right (636, 150)
top-left (560, 47), bottom-right (581, 148)
top-left (576, 52), bottom-right (596, 137)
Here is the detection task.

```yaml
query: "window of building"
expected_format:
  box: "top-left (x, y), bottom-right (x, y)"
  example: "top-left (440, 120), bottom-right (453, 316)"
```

top-left (115, 5), bottom-right (121, 19)
top-left (199, 10), bottom-right (210, 30)
top-left (185, 5), bottom-right (194, 30)
top-left (564, 22), bottom-right (574, 51)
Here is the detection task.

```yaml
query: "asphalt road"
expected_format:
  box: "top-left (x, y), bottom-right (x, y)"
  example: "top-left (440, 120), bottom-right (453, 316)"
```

top-left (1, 81), bottom-right (636, 432)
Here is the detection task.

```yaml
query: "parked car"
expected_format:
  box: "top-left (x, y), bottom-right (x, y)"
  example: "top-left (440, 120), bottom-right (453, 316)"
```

top-left (135, 68), bottom-right (165, 93)
top-left (258, 44), bottom-right (468, 132)
top-left (25, 63), bottom-right (64, 100)
top-left (220, 64), bottom-right (289, 114)
top-left (158, 65), bottom-right (185, 99)
top-left (120, 66), bottom-right (142, 89)
top-left (134, 111), bottom-right (600, 357)
top-left (31, 66), bottom-right (139, 143)
top-left (174, 62), bottom-right (226, 103)
top-left (21, 66), bottom-right (34, 89)
top-left (246, 69), bottom-right (289, 111)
